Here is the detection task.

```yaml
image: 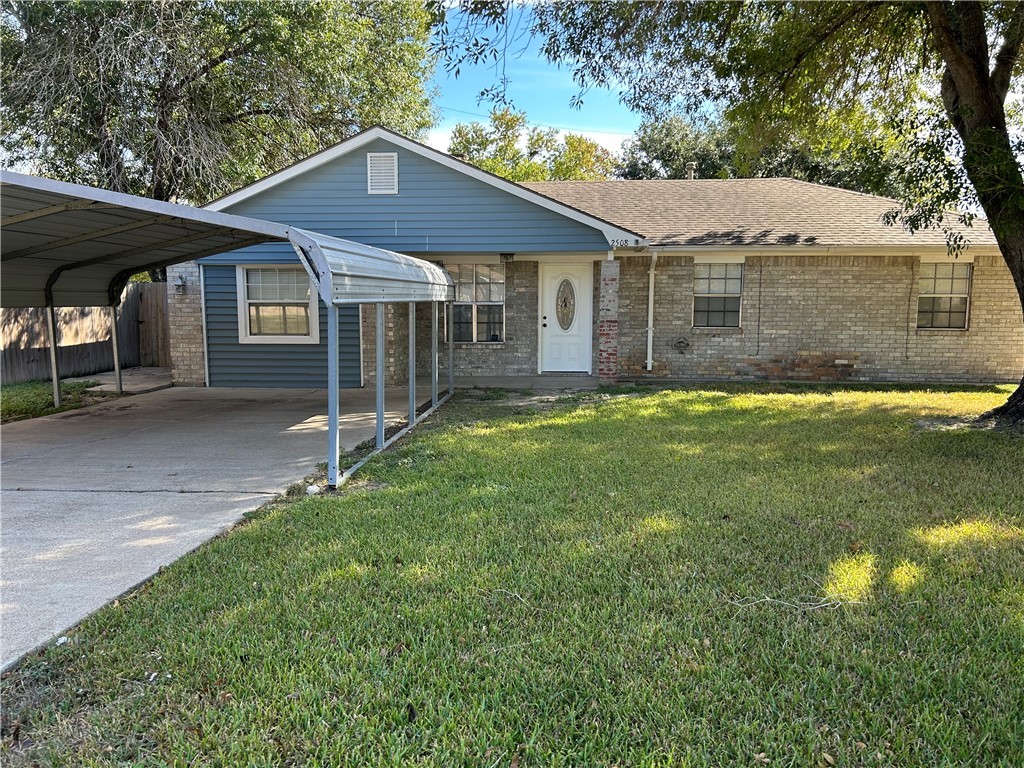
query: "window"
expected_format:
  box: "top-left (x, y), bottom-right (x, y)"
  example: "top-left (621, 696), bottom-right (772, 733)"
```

top-left (693, 262), bottom-right (742, 327)
top-left (367, 152), bottom-right (398, 194)
top-left (236, 266), bottom-right (319, 344)
top-left (447, 264), bottom-right (505, 342)
top-left (917, 262), bottom-right (971, 330)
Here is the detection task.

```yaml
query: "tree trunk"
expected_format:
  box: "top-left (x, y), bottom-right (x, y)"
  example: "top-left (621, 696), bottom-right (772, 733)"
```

top-left (929, 5), bottom-right (1024, 426)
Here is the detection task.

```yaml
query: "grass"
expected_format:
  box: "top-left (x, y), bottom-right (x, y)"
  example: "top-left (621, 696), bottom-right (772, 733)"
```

top-left (0, 379), bottom-right (104, 422)
top-left (2, 384), bottom-right (1022, 766)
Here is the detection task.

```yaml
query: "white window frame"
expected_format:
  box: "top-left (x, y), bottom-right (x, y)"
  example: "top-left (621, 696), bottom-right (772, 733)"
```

top-left (447, 263), bottom-right (506, 344)
top-left (916, 260), bottom-right (972, 331)
top-left (367, 152), bottom-right (399, 194)
top-left (236, 265), bottom-right (320, 345)
top-left (692, 260), bottom-right (744, 328)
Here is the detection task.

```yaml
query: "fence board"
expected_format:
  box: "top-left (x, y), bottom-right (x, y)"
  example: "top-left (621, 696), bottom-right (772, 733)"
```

top-left (139, 283), bottom-right (170, 367)
top-left (0, 282), bottom-right (159, 384)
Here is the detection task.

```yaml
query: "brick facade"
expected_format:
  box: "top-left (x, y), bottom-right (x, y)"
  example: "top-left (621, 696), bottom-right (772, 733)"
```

top-left (170, 252), bottom-right (1021, 388)
top-left (166, 261), bottom-right (205, 386)
top-left (617, 252), bottom-right (1023, 383)
top-left (597, 259), bottom-right (621, 384)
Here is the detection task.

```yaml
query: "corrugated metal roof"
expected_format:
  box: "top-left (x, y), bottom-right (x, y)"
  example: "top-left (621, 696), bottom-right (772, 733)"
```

top-left (0, 171), bottom-right (452, 308)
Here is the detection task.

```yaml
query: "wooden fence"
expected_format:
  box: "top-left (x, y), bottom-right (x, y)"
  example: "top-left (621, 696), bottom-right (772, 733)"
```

top-left (1, 282), bottom-right (171, 384)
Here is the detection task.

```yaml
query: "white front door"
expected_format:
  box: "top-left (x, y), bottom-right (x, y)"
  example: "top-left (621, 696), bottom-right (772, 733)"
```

top-left (540, 264), bottom-right (593, 373)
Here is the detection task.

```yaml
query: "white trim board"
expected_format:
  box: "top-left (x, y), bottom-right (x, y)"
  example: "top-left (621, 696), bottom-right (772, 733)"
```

top-left (205, 127), bottom-right (646, 248)
top-left (235, 264), bottom-right (321, 345)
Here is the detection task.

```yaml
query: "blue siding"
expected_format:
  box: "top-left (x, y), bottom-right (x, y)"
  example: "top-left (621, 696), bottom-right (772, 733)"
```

top-left (200, 137), bottom-right (610, 261)
top-left (204, 265), bottom-right (361, 388)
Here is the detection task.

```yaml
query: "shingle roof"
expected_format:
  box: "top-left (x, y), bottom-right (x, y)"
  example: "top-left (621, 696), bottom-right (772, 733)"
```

top-left (520, 178), bottom-right (995, 249)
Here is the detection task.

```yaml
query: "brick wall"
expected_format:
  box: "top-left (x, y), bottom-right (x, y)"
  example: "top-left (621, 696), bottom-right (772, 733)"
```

top-left (618, 252), bottom-right (1023, 383)
top-left (451, 260), bottom-right (538, 377)
top-left (166, 261), bottom-right (205, 385)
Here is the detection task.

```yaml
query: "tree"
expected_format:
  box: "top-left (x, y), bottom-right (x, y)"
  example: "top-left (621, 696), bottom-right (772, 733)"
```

top-left (1, 0), bottom-right (435, 206)
top-left (436, 1), bottom-right (1024, 424)
top-left (448, 108), bottom-right (615, 181)
top-left (620, 115), bottom-right (904, 197)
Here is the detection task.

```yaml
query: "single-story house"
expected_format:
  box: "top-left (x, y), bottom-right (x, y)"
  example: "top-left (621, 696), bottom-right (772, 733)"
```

top-left (167, 126), bottom-right (1023, 388)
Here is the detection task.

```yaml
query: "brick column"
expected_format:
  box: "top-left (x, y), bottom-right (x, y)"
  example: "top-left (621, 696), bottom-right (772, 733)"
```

top-left (166, 261), bottom-right (206, 386)
top-left (598, 259), bottom-right (620, 384)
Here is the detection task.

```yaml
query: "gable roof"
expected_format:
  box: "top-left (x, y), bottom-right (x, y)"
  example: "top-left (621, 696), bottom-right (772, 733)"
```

top-left (206, 126), bottom-right (645, 248)
top-left (521, 178), bottom-right (997, 250)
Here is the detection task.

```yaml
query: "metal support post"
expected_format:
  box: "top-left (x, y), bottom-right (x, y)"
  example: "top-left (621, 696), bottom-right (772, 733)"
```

top-left (431, 302), bottom-right (439, 406)
top-left (447, 300), bottom-right (454, 395)
top-left (376, 302), bottom-right (386, 449)
top-left (327, 305), bottom-right (340, 487)
top-left (45, 304), bottom-right (61, 408)
top-left (109, 305), bottom-right (123, 394)
top-left (408, 303), bottom-right (417, 427)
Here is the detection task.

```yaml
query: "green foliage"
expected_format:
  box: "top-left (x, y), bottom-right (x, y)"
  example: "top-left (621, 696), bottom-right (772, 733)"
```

top-left (620, 114), bottom-right (907, 197)
top-left (3, 386), bottom-right (1022, 763)
top-left (0, 379), bottom-right (102, 422)
top-left (448, 107), bottom-right (615, 181)
top-left (1, 0), bottom-right (436, 203)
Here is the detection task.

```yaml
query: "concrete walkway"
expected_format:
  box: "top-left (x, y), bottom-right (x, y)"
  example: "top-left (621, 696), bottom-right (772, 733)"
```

top-left (65, 366), bottom-right (173, 394)
top-left (0, 385), bottom-right (432, 669)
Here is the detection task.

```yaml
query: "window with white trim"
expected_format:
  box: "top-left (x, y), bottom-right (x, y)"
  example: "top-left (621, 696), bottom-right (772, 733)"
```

top-left (236, 266), bottom-right (319, 344)
top-left (367, 152), bottom-right (398, 194)
top-left (693, 263), bottom-right (742, 327)
top-left (917, 262), bottom-right (971, 329)
top-left (447, 264), bottom-right (505, 342)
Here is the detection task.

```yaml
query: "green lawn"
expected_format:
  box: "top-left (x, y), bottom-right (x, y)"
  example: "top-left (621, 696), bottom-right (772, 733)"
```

top-left (2, 385), bottom-right (1022, 766)
top-left (0, 379), bottom-right (103, 422)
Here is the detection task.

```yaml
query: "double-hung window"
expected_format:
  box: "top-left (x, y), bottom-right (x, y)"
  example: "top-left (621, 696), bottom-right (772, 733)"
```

top-left (917, 262), bottom-right (971, 330)
top-left (448, 264), bottom-right (505, 343)
top-left (236, 266), bottom-right (319, 344)
top-left (693, 262), bottom-right (743, 327)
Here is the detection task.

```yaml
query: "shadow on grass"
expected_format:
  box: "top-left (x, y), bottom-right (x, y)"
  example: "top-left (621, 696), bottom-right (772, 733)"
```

top-left (2, 385), bottom-right (1022, 766)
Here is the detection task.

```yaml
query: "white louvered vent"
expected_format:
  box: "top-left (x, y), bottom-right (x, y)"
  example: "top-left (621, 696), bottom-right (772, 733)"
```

top-left (367, 152), bottom-right (398, 194)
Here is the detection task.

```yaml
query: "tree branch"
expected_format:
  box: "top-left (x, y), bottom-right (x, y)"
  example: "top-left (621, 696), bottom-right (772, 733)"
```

top-left (924, 1), bottom-right (984, 92)
top-left (219, 107), bottom-right (277, 126)
top-left (991, 1), bottom-right (1024, 102)
top-left (173, 24), bottom-right (259, 94)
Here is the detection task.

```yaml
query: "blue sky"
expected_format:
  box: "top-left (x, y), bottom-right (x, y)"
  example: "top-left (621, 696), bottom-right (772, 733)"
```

top-left (425, 26), bottom-right (642, 155)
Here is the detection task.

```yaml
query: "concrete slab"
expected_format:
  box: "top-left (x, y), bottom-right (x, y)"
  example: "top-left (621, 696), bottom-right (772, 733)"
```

top-left (0, 385), bottom-right (433, 669)
top-left (64, 366), bottom-right (172, 394)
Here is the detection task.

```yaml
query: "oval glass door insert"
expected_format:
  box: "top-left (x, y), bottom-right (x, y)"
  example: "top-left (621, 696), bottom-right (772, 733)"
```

top-left (556, 278), bottom-right (576, 331)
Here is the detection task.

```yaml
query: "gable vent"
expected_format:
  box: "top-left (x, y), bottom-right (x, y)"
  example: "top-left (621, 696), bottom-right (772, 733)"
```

top-left (367, 152), bottom-right (398, 194)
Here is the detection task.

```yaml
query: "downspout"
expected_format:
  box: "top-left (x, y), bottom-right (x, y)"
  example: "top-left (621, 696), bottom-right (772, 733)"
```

top-left (646, 250), bottom-right (659, 372)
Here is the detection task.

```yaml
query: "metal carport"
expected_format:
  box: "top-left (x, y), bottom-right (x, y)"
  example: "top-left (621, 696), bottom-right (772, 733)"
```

top-left (1, 170), bottom-right (454, 487)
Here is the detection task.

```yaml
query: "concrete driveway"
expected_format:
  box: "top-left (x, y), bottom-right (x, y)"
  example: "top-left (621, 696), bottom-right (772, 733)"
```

top-left (1, 386), bottom-right (428, 669)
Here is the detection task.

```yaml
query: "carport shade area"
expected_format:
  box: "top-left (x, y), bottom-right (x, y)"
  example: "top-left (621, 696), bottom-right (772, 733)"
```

top-left (1, 172), bottom-right (455, 666)
top-left (0, 170), bottom-right (456, 484)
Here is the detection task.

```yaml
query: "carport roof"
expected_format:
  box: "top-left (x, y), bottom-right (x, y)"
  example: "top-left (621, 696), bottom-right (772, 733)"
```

top-left (0, 170), bottom-right (451, 308)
